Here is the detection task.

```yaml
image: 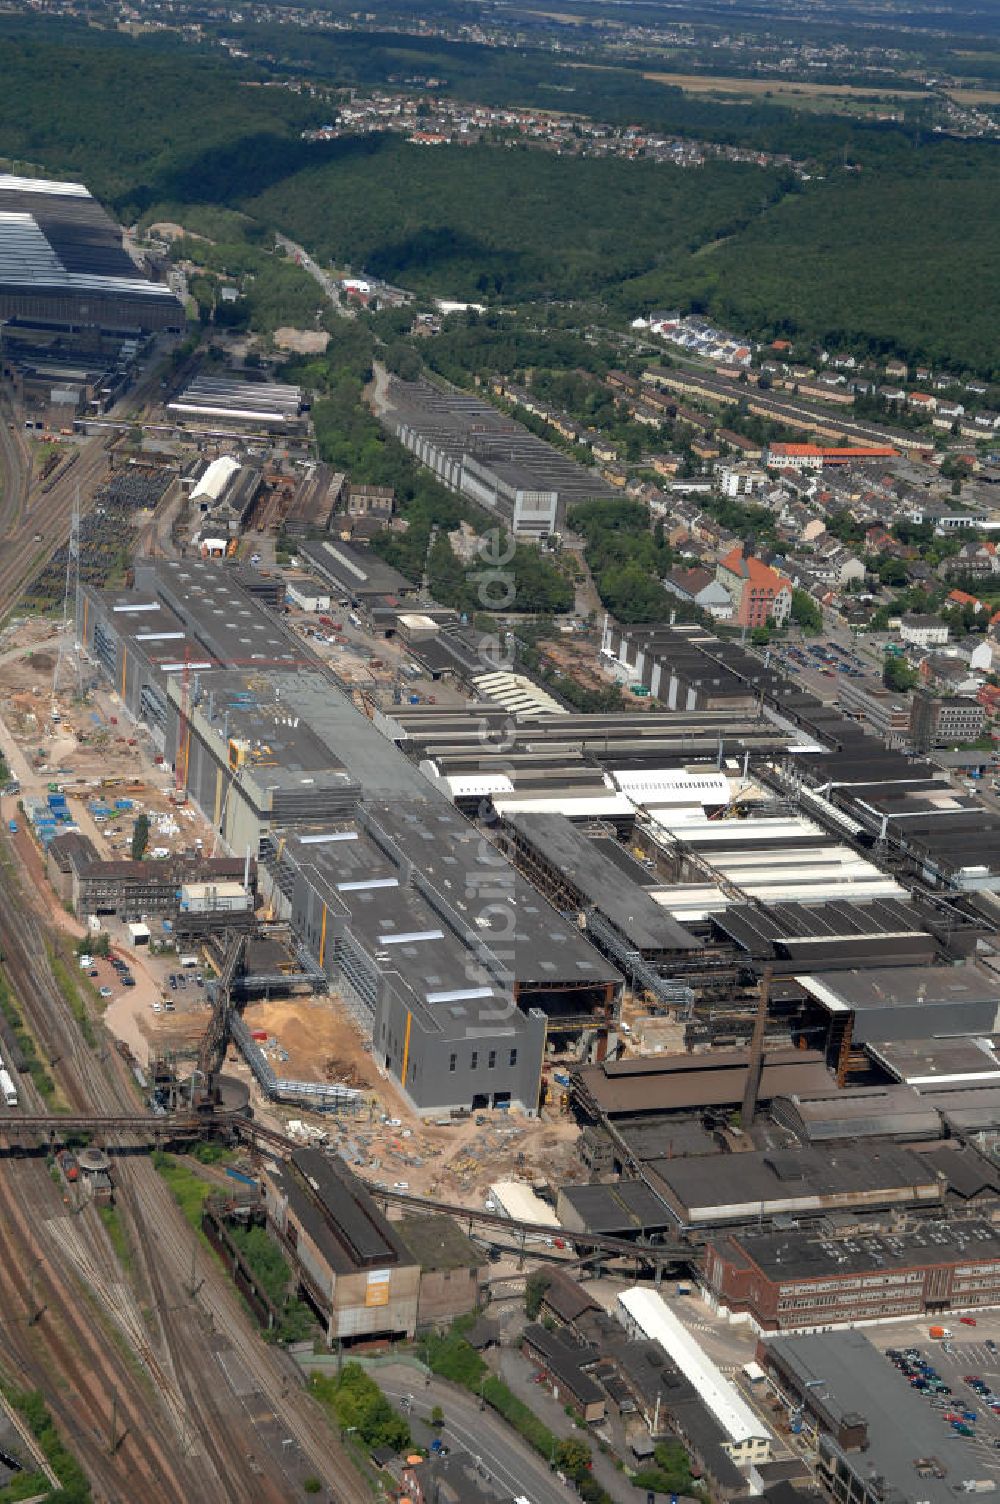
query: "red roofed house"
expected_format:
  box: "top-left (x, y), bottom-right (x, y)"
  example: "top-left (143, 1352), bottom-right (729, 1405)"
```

top-left (947, 589), bottom-right (985, 613)
top-left (716, 542), bottom-right (793, 629)
top-left (764, 443), bottom-right (898, 471)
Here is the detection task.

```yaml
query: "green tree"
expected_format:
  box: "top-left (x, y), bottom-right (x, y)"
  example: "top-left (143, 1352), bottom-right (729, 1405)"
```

top-left (525, 1270), bottom-right (551, 1319)
top-left (883, 654), bottom-right (917, 692)
top-left (131, 813), bottom-right (150, 861)
top-left (555, 1437), bottom-right (593, 1480)
top-left (790, 588), bottom-right (822, 634)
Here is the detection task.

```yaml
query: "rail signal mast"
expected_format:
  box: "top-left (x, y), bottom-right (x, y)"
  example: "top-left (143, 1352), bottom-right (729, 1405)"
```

top-left (175, 643), bottom-right (191, 794)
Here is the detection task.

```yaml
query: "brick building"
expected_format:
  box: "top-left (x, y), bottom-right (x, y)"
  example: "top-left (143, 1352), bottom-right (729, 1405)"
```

top-left (704, 1219), bottom-right (1000, 1331)
top-left (716, 543), bottom-right (792, 629)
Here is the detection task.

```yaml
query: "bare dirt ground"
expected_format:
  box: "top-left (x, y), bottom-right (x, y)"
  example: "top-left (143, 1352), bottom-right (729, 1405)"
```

top-left (147, 221), bottom-right (207, 242)
top-left (242, 995), bottom-right (384, 1096)
top-left (273, 328), bottom-right (330, 354)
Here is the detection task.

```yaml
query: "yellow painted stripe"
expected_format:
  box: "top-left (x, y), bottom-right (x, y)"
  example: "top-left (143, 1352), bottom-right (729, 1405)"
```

top-left (318, 903), bottom-right (328, 968)
top-left (82, 595), bottom-right (89, 639)
top-left (401, 1010), bottom-right (413, 1085)
top-left (213, 766), bottom-right (223, 825)
top-left (120, 646), bottom-right (127, 699)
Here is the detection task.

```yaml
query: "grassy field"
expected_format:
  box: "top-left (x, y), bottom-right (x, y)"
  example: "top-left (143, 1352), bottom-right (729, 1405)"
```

top-left (640, 70), bottom-right (929, 102)
top-left (945, 86), bottom-right (1000, 105)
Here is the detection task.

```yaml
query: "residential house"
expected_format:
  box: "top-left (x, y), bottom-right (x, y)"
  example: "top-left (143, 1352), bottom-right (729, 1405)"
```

top-left (864, 525), bottom-right (894, 554)
top-left (778, 500), bottom-right (826, 545)
top-left (650, 453), bottom-right (685, 478)
top-left (716, 543), bottom-right (793, 628)
top-left (941, 541), bottom-right (999, 579)
top-left (946, 589), bottom-right (986, 614)
top-left (719, 462), bottom-right (767, 498)
top-left (918, 653), bottom-right (984, 696)
top-left (960, 413), bottom-right (1000, 441)
top-left (401, 1452), bottom-right (500, 1504)
top-left (907, 391), bottom-right (937, 415)
top-left (663, 566), bottom-right (734, 621)
top-left (899, 613), bottom-right (949, 648)
top-left (813, 539), bottom-right (865, 587)
top-left (717, 430), bottom-right (763, 460)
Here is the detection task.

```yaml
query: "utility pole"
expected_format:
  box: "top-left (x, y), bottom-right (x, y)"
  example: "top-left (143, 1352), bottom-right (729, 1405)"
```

top-left (741, 964), bottom-right (772, 1130)
top-left (186, 1242), bottom-right (203, 1300)
top-left (52, 487), bottom-right (82, 707)
top-left (27, 1257), bottom-right (45, 1325)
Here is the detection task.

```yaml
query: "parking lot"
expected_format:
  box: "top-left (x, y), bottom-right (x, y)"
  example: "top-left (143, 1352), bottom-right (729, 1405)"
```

top-left (878, 1330), bottom-right (1000, 1473)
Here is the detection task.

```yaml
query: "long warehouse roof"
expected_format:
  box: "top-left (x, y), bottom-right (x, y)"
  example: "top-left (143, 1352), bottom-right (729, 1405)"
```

top-left (618, 1288), bottom-right (769, 1446)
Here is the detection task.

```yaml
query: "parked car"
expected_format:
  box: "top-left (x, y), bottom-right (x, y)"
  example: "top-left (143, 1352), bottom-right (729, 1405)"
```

top-left (98, 986), bottom-right (113, 998)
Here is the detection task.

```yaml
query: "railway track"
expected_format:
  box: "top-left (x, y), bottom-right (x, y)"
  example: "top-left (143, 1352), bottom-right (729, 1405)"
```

top-left (0, 396), bottom-right (31, 534)
top-left (0, 356), bottom-right (171, 618)
top-left (0, 848), bottom-right (368, 1501)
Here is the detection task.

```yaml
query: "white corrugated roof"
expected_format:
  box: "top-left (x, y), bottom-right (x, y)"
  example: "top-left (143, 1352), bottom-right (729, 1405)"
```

top-left (489, 1181), bottom-right (556, 1227)
top-left (614, 769), bottom-right (731, 806)
top-left (444, 773), bottom-right (514, 798)
top-left (617, 1288), bottom-right (770, 1446)
top-left (0, 173), bottom-right (89, 197)
top-left (192, 455), bottom-right (240, 503)
top-left (492, 793), bottom-right (635, 818)
top-left (472, 671), bottom-right (566, 716)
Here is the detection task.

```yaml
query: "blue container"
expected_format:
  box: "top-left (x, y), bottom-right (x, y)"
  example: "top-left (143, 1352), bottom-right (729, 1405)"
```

top-left (225, 1167), bottom-right (257, 1187)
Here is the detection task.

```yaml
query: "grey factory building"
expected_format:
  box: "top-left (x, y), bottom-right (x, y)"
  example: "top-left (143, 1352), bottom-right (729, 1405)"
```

top-left (0, 175), bottom-right (183, 334)
top-left (382, 376), bottom-right (616, 537)
top-left (79, 561), bottom-right (621, 1112)
top-left (298, 538), bottom-right (418, 607)
top-left (646, 1142), bottom-right (942, 1229)
top-left (273, 817), bottom-right (547, 1114)
top-left (601, 618), bottom-right (1000, 897)
top-left (761, 1328), bottom-right (983, 1504)
top-left (795, 966), bottom-right (1000, 1044)
top-left (500, 811), bottom-right (702, 960)
top-left (167, 373), bottom-right (306, 433)
top-left (78, 558), bottom-right (303, 752)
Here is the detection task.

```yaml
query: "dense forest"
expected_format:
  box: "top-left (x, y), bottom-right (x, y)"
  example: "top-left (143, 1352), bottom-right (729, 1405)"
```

top-left (651, 161), bottom-right (1000, 375)
top-left (0, 16), bottom-right (997, 372)
top-left (247, 137), bottom-right (784, 302)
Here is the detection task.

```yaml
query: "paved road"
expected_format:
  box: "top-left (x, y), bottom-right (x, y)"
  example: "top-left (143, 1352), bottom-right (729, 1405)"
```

top-left (371, 1362), bottom-right (578, 1504)
top-left (276, 234), bottom-right (345, 313)
top-left (497, 1346), bottom-right (661, 1504)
